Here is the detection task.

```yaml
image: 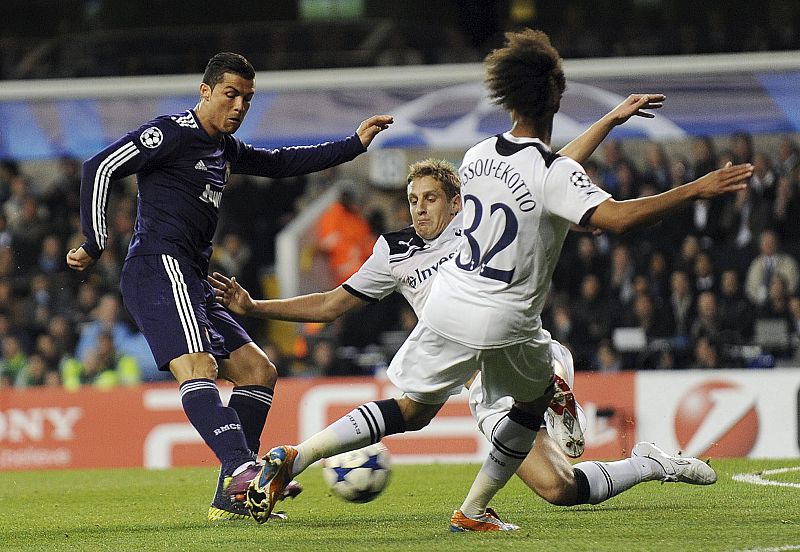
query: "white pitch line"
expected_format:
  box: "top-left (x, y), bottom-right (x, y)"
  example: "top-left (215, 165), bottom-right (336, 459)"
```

top-left (733, 546), bottom-right (800, 552)
top-left (732, 466), bottom-right (800, 489)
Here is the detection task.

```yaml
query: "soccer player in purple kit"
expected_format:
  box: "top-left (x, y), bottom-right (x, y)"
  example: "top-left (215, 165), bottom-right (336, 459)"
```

top-left (66, 52), bottom-right (392, 521)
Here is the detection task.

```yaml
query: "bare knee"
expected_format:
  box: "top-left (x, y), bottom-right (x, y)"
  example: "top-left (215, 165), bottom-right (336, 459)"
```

top-left (517, 436), bottom-right (580, 506)
top-left (523, 466), bottom-right (578, 505)
top-left (170, 352), bottom-right (218, 384)
top-left (539, 478), bottom-right (579, 506)
top-left (247, 356), bottom-right (277, 387)
top-left (396, 396), bottom-right (442, 431)
top-left (222, 344), bottom-right (278, 387)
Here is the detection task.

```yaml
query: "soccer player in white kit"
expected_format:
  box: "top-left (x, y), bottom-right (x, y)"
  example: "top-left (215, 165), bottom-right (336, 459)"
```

top-left (214, 155), bottom-right (719, 522)
top-left (243, 29), bottom-right (752, 528)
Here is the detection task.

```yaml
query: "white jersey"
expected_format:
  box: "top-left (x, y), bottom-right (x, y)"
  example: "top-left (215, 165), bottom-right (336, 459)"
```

top-left (342, 213), bottom-right (463, 315)
top-left (422, 133), bottom-right (610, 348)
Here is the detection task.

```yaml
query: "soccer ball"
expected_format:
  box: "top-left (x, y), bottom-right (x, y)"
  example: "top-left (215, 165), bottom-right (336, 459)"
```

top-left (322, 443), bottom-right (391, 503)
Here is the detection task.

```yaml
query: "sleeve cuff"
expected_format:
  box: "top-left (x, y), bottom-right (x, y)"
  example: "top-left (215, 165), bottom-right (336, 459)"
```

top-left (579, 206), bottom-right (599, 227)
top-left (342, 283), bottom-right (379, 303)
top-left (81, 240), bottom-right (102, 260)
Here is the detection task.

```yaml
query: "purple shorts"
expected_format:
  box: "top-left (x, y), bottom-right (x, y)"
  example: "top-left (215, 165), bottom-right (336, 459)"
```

top-left (120, 254), bottom-right (252, 370)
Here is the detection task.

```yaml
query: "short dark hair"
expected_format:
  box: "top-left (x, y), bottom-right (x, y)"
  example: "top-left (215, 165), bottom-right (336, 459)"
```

top-left (484, 28), bottom-right (565, 121)
top-left (407, 158), bottom-right (460, 200)
top-left (202, 52), bottom-right (255, 88)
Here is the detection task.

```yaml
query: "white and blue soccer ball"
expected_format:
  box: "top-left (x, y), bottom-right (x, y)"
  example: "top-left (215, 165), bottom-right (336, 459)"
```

top-left (322, 443), bottom-right (391, 503)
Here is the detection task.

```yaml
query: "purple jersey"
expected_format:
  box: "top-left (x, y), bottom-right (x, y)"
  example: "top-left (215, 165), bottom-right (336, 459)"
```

top-left (79, 109), bottom-right (365, 274)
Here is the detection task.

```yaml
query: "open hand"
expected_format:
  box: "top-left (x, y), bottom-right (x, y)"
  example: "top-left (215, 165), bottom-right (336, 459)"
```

top-left (694, 162), bottom-right (753, 199)
top-left (208, 272), bottom-right (254, 315)
top-left (608, 94), bottom-right (666, 125)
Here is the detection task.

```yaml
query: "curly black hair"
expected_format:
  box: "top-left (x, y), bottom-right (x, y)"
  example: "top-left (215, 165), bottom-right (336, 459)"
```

top-left (484, 29), bottom-right (565, 121)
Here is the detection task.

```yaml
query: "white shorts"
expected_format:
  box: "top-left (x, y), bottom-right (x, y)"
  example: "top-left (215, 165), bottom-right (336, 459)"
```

top-left (469, 340), bottom-right (585, 441)
top-left (387, 320), bottom-right (554, 406)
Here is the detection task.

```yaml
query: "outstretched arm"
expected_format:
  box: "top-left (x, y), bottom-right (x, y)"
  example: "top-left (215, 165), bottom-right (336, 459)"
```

top-left (209, 272), bottom-right (366, 322)
top-left (558, 94), bottom-right (666, 164)
top-left (588, 162), bottom-right (753, 234)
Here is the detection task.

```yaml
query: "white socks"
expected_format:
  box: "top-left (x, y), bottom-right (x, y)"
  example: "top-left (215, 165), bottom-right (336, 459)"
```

top-left (293, 402), bottom-right (390, 475)
top-left (460, 410), bottom-right (539, 516)
top-left (573, 456), bottom-right (661, 504)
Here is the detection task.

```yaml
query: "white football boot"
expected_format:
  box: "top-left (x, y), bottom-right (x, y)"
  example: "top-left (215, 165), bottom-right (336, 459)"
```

top-left (545, 374), bottom-right (587, 458)
top-left (632, 442), bottom-right (717, 485)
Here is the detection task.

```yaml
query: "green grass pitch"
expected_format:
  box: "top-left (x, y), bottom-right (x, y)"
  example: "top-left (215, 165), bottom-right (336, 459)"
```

top-left (2, 459), bottom-right (799, 551)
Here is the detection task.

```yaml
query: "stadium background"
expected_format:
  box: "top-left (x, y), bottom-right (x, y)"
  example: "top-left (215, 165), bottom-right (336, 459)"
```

top-left (1, 0), bottom-right (800, 469)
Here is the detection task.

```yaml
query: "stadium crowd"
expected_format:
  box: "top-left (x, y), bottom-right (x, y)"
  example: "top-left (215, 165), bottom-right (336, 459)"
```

top-left (1, 131), bottom-right (799, 389)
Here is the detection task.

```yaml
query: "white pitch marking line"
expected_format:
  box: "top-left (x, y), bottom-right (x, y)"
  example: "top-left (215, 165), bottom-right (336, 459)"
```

top-left (732, 466), bottom-right (800, 489)
top-left (733, 546), bottom-right (800, 552)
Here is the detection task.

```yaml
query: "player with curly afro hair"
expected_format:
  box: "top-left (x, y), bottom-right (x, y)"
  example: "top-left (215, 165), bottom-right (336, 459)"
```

top-left (484, 29), bottom-right (566, 132)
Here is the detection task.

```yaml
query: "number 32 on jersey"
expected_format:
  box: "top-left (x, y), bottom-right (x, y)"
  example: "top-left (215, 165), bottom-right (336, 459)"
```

top-left (455, 194), bottom-right (519, 284)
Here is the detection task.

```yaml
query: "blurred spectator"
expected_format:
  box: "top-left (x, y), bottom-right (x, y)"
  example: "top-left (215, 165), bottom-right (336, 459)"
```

top-left (673, 235), bottom-right (701, 275)
top-left (693, 251), bottom-right (717, 294)
top-left (718, 186), bottom-right (771, 272)
top-left (757, 273), bottom-right (793, 322)
top-left (573, 273), bottom-right (613, 354)
top-left (107, 196), bottom-right (136, 262)
top-left (691, 335), bottom-right (720, 369)
top-left (211, 232), bottom-right (253, 285)
top-left (47, 315), bottom-right (77, 359)
top-left (608, 243), bottom-right (636, 306)
top-left (646, 250), bottom-right (670, 300)
top-left (316, 185), bottom-right (375, 286)
top-left (745, 229), bottom-right (800, 307)
top-left (10, 195), bottom-right (51, 272)
top-left (546, 300), bottom-right (584, 357)
top-left (34, 333), bottom-right (64, 373)
top-left (598, 139), bottom-right (625, 193)
top-left (91, 246), bottom-right (122, 293)
top-left (0, 159), bottom-right (19, 204)
top-left (690, 291), bottom-right (721, 343)
top-left (38, 234), bottom-right (66, 275)
top-left (642, 143), bottom-right (671, 192)
top-left (73, 293), bottom-right (157, 377)
top-left (692, 136), bottom-right (718, 177)
top-left (62, 331), bottom-right (140, 391)
top-left (732, 131), bottom-right (754, 164)
top-left (717, 269), bottom-right (754, 342)
top-left (42, 156), bottom-right (81, 228)
top-left (777, 137), bottom-right (800, 177)
top-left (773, 172), bottom-right (800, 259)
top-left (0, 277), bottom-right (13, 318)
top-left (614, 159), bottom-right (639, 200)
top-left (307, 337), bottom-right (355, 377)
top-left (750, 152), bottom-right (778, 201)
top-left (0, 334), bottom-right (27, 383)
top-left (667, 269), bottom-right (696, 339)
top-left (15, 353), bottom-right (60, 388)
top-left (0, 213), bottom-right (11, 249)
top-left (556, 234), bottom-right (608, 296)
top-left (788, 296), bottom-right (800, 349)
top-left (593, 339), bottom-right (622, 372)
top-left (624, 292), bottom-right (674, 340)
top-left (1, 174), bottom-right (28, 226)
top-left (18, 272), bottom-right (65, 337)
top-left (73, 283), bottom-right (100, 327)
